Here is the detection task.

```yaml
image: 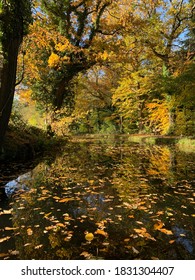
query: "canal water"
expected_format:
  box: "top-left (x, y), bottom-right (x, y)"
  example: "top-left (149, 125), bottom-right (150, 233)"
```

top-left (0, 136), bottom-right (194, 259)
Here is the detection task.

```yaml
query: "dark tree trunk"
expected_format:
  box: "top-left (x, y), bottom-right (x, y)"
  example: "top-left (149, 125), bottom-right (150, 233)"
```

top-left (0, 38), bottom-right (21, 148)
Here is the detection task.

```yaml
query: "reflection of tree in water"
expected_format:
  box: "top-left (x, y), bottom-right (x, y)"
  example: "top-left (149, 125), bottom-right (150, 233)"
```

top-left (3, 140), bottom-right (195, 259)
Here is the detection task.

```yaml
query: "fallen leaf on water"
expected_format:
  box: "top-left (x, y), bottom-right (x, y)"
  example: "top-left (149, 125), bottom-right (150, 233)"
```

top-left (3, 209), bottom-right (12, 214)
top-left (80, 251), bottom-right (93, 259)
top-left (35, 244), bottom-right (43, 249)
top-left (5, 227), bottom-right (18, 231)
top-left (134, 228), bottom-right (145, 234)
top-left (59, 198), bottom-right (73, 203)
top-left (56, 223), bottom-right (66, 228)
top-left (154, 221), bottom-right (164, 230)
top-left (169, 240), bottom-right (175, 244)
top-left (154, 221), bottom-right (173, 235)
top-left (85, 233), bottom-right (94, 241)
top-left (151, 256), bottom-right (159, 260)
top-left (94, 229), bottom-right (108, 237)
top-left (136, 221), bottom-right (143, 225)
top-left (156, 211), bottom-right (164, 215)
top-left (9, 250), bottom-right (19, 256)
top-left (160, 228), bottom-right (173, 235)
top-left (0, 236), bottom-right (11, 243)
top-left (53, 196), bottom-right (61, 200)
top-left (37, 196), bottom-right (48, 201)
top-left (0, 253), bottom-right (9, 258)
top-left (102, 242), bottom-right (109, 246)
top-left (124, 238), bottom-right (130, 242)
top-left (132, 247), bottom-right (139, 254)
top-left (128, 215), bottom-right (134, 218)
top-left (27, 228), bottom-right (33, 236)
top-left (24, 243), bottom-right (32, 247)
top-left (134, 228), bottom-right (156, 241)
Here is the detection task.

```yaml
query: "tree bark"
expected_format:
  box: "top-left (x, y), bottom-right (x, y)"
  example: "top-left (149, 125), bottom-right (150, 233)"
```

top-left (0, 38), bottom-right (21, 148)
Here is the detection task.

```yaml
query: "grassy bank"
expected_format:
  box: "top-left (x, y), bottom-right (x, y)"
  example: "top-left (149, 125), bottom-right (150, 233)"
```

top-left (176, 138), bottom-right (195, 153)
top-left (0, 125), bottom-right (67, 161)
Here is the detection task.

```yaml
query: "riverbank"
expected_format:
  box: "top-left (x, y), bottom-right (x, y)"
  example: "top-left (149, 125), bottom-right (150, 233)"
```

top-left (0, 125), bottom-right (68, 162)
top-left (1, 129), bottom-right (195, 163)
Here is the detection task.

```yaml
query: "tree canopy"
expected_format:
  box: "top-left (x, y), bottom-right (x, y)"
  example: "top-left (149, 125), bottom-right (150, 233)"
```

top-left (1, 0), bottom-right (195, 141)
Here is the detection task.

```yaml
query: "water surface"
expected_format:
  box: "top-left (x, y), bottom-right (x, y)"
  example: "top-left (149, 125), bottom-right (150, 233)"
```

top-left (0, 136), bottom-right (194, 259)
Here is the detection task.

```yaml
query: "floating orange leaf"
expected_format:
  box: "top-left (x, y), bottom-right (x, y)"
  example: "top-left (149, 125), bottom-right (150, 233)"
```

top-left (154, 221), bottom-right (173, 235)
top-left (94, 229), bottom-right (108, 237)
top-left (59, 198), bottom-right (73, 203)
top-left (154, 221), bottom-right (164, 230)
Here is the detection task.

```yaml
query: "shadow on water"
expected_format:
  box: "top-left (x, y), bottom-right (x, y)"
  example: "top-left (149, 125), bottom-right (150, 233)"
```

top-left (0, 136), bottom-right (195, 259)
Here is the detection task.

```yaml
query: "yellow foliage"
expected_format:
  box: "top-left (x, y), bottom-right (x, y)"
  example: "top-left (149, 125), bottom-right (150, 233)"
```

top-left (48, 52), bottom-right (60, 68)
top-left (147, 100), bottom-right (170, 135)
top-left (19, 89), bottom-right (34, 104)
top-left (55, 42), bottom-right (71, 52)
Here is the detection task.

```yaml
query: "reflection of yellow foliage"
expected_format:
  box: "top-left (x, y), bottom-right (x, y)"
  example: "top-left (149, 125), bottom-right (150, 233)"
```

top-left (147, 146), bottom-right (171, 177)
top-left (55, 41), bottom-right (70, 52)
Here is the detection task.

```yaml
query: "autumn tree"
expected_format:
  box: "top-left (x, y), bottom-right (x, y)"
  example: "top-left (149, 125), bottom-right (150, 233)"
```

top-left (0, 0), bottom-right (32, 148)
top-left (112, 0), bottom-right (195, 135)
top-left (23, 0), bottom-right (121, 115)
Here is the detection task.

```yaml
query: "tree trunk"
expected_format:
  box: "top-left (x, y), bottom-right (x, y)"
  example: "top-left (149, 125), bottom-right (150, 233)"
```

top-left (0, 38), bottom-right (21, 148)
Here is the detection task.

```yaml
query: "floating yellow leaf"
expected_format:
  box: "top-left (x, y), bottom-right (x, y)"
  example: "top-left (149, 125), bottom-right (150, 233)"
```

top-left (169, 240), bottom-right (175, 244)
top-left (27, 228), bottom-right (33, 236)
top-left (85, 233), bottom-right (94, 241)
